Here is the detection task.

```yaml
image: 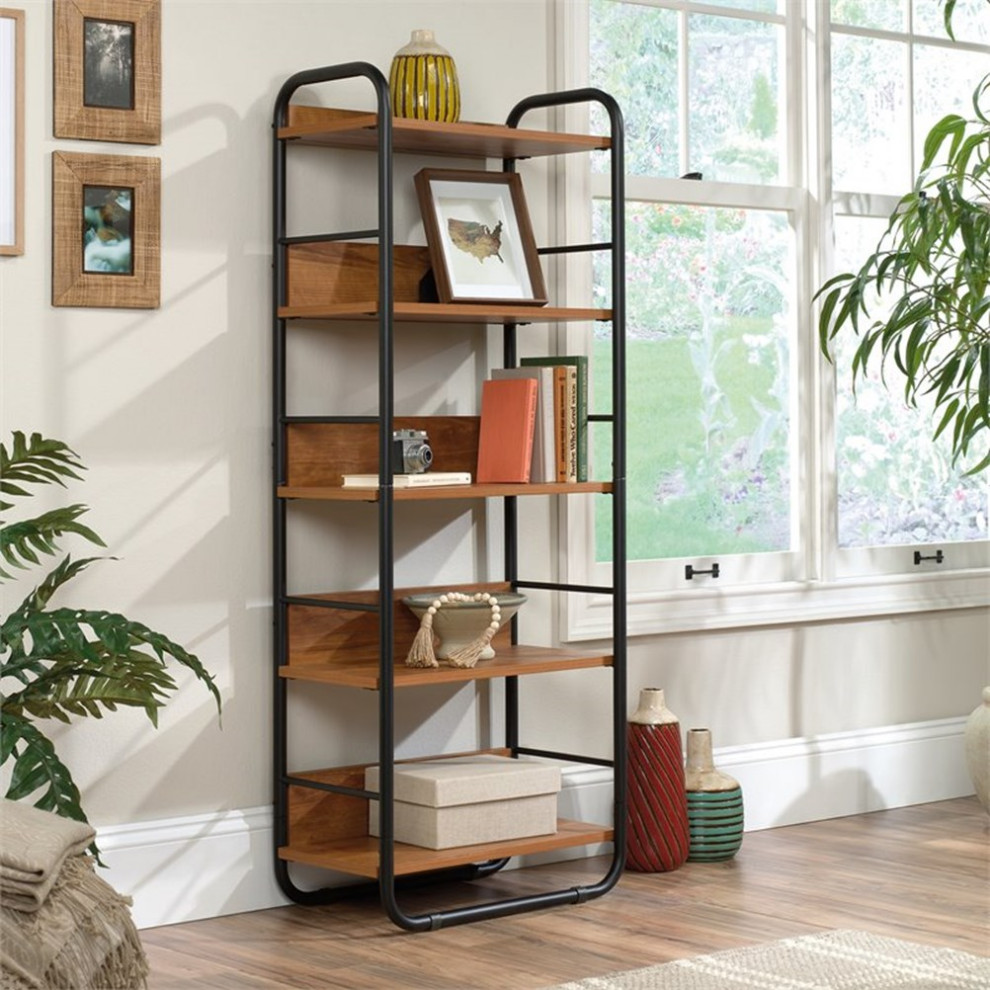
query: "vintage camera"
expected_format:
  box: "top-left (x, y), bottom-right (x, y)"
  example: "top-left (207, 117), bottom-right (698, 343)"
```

top-left (392, 429), bottom-right (433, 474)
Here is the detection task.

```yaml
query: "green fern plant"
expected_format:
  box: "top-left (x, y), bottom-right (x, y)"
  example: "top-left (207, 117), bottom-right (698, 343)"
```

top-left (1, 432), bottom-right (221, 852)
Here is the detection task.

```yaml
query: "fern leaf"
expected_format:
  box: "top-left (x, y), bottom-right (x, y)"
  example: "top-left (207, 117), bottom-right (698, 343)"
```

top-left (2, 606), bottom-right (220, 722)
top-left (0, 433), bottom-right (87, 498)
top-left (0, 506), bottom-right (105, 580)
top-left (0, 713), bottom-right (100, 849)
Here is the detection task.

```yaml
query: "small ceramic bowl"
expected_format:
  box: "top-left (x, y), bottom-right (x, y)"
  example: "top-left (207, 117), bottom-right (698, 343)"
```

top-left (402, 591), bottom-right (527, 661)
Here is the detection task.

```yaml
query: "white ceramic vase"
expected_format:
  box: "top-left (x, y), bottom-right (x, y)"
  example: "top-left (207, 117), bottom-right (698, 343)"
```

top-left (964, 687), bottom-right (990, 813)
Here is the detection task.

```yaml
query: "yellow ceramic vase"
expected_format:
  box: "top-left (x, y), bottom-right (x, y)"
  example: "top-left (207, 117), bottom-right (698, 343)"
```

top-left (389, 29), bottom-right (461, 123)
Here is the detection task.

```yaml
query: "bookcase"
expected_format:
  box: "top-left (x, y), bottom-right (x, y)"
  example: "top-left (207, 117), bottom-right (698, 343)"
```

top-left (271, 62), bottom-right (626, 931)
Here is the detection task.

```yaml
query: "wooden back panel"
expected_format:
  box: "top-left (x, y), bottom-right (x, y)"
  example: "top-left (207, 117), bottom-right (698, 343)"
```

top-left (288, 766), bottom-right (369, 845)
top-left (287, 581), bottom-right (514, 667)
top-left (286, 243), bottom-right (432, 307)
top-left (286, 747), bottom-right (515, 848)
top-left (285, 416), bottom-right (481, 486)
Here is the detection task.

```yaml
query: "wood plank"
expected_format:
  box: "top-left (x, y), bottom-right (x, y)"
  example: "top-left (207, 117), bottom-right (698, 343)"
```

top-left (279, 819), bottom-right (613, 878)
top-left (285, 243), bottom-right (432, 308)
top-left (281, 105), bottom-right (611, 159)
top-left (279, 301), bottom-right (611, 323)
top-left (278, 481), bottom-right (613, 501)
top-left (284, 417), bottom-right (480, 486)
top-left (280, 645), bottom-right (614, 689)
top-left (284, 584), bottom-right (613, 686)
top-left (286, 582), bottom-right (515, 673)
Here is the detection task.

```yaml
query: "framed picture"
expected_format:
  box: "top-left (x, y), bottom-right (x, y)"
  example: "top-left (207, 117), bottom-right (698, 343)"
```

top-left (0, 7), bottom-right (24, 256)
top-left (54, 0), bottom-right (160, 145)
top-left (52, 151), bottom-right (160, 308)
top-left (414, 168), bottom-right (548, 305)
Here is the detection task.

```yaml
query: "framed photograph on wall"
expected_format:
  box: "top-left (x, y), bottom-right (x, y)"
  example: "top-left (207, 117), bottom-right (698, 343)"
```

top-left (0, 7), bottom-right (24, 256)
top-left (54, 0), bottom-right (160, 145)
top-left (414, 168), bottom-right (548, 305)
top-left (52, 151), bottom-right (160, 308)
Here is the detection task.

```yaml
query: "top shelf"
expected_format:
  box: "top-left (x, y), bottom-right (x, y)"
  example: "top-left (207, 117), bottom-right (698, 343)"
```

top-left (279, 106), bottom-right (611, 159)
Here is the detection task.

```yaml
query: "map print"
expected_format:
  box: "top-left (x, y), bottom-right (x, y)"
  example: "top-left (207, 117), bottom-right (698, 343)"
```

top-left (447, 218), bottom-right (504, 263)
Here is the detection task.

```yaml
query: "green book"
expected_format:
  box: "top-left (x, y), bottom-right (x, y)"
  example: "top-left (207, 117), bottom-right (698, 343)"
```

top-left (520, 355), bottom-right (589, 481)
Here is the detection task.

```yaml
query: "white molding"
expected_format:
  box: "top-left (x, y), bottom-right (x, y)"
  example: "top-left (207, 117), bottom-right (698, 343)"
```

top-left (96, 717), bottom-right (972, 929)
top-left (97, 805), bottom-right (289, 930)
top-left (566, 569), bottom-right (990, 640)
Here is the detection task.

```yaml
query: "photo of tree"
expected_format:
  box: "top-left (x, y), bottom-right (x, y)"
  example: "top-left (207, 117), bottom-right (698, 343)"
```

top-left (83, 18), bottom-right (134, 109)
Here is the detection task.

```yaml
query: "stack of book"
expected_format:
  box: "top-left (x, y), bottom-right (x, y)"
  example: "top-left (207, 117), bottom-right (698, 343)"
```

top-left (477, 356), bottom-right (588, 484)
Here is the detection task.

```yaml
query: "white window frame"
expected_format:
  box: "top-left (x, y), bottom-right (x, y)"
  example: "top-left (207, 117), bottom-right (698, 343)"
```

top-left (551, 0), bottom-right (989, 642)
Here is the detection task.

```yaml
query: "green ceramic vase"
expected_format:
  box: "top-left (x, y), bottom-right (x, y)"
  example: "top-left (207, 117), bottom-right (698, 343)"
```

top-left (684, 727), bottom-right (744, 861)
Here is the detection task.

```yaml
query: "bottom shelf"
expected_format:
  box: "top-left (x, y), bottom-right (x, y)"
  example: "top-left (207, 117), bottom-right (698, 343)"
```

top-left (278, 819), bottom-right (613, 879)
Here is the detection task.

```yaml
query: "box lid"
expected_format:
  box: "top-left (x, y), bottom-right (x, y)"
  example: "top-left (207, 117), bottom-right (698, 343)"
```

top-left (364, 755), bottom-right (560, 808)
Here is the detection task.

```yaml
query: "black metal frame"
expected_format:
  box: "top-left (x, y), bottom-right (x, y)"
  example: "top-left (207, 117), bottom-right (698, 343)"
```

top-left (271, 63), bottom-right (626, 931)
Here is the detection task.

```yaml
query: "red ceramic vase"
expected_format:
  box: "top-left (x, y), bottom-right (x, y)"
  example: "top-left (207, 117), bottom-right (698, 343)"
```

top-left (626, 688), bottom-right (690, 872)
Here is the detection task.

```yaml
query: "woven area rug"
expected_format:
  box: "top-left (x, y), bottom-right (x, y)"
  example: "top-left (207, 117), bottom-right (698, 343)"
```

top-left (546, 930), bottom-right (990, 990)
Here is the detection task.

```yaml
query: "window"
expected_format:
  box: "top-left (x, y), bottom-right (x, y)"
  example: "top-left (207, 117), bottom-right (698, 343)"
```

top-left (827, 1), bottom-right (989, 577)
top-left (555, 0), bottom-right (988, 638)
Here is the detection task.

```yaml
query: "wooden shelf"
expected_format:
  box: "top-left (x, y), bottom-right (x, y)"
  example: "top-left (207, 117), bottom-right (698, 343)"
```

top-left (278, 301), bottom-right (611, 324)
top-left (279, 819), bottom-right (613, 878)
top-left (278, 481), bottom-right (613, 501)
top-left (279, 106), bottom-right (610, 160)
top-left (281, 643), bottom-right (614, 689)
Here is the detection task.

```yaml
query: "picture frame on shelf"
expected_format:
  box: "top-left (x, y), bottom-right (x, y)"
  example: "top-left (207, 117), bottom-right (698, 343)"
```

top-left (414, 168), bottom-right (548, 305)
top-left (54, 0), bottom-right (161, 145)
top-left (0, 7), bottom-right (24, 256)
top-left (52, 150), bottom-right (160, 308)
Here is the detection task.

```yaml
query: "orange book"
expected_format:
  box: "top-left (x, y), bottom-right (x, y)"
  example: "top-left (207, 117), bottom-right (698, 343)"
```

top-left (476, 378), bottom-right (538, 483)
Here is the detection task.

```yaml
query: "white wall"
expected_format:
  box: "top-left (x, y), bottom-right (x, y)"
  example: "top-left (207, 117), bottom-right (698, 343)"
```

top-left (1, 0), bottom-right (554, 823)
top-left (1, 0), bottom-right (986, 928)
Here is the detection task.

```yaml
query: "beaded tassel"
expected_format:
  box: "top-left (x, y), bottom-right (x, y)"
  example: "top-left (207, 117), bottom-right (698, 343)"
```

top-left (404, 592), bottom-right (501, 669)
top-left (405, 604), bottom-right (440, 668)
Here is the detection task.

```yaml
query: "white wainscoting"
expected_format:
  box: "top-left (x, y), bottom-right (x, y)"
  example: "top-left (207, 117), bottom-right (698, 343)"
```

top-left (98, 717), bottom-right (972, 929)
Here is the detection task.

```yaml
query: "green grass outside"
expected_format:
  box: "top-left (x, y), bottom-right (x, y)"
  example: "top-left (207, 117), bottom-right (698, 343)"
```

top-left (591, 324), bottom-right (786, 561)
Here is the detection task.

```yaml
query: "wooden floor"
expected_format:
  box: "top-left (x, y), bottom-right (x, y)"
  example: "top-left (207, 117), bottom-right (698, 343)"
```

top-left (142, 798), bottom-right (989, 989)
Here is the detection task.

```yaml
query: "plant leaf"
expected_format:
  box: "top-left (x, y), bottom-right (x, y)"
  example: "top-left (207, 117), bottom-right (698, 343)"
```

top-left (0, 433), bottom-right (87, 499)
top-left (0, 713), bottom-right (102, 861)
top-left (0, 506), bottom-right (106, 579)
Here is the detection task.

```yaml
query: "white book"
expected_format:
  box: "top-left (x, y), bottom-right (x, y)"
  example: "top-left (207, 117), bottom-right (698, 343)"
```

top-left (341, 472), bottom-right (472, 488)
top-left (491, 366), bottom-right (556, 483)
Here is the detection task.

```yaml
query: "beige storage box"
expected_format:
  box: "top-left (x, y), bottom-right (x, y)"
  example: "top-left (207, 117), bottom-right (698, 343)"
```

top-left (365, 754), bottom-right (561, 850)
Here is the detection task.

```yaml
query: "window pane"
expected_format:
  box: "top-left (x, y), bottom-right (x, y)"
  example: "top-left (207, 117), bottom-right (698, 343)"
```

top-left (688, 14), bottom-right (783, 183)
top-left (831, 0), bottom-right (906, 31)
top-left (589, 0), bottom-right (680, 177)
top-left (831, 35), bottom-right (910, 192)
top-left (701, 0), bottom-right (781, 13)
top-left (594, 201), bottom-right (794, 561)
top-left (914, 45), bottom-right (989, 167)
top-left (832, 217), bottom-right (989, 548)
top-left (913, 0), bottom-right (990, 43)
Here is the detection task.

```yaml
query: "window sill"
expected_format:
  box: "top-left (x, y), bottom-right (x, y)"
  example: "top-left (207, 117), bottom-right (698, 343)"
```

top-left (565, 568), bottom-right (990, 640)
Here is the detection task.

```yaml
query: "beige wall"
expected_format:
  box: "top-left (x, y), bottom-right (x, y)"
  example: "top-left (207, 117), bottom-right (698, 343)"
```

top-left (1, 0), bottom-right (986, 835)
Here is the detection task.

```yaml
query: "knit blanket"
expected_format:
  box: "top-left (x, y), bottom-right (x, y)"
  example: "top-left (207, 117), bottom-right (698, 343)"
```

top-left (0, 802), bottom-right (95, 913)
top-left (0, 855), bottom-right (148, 989)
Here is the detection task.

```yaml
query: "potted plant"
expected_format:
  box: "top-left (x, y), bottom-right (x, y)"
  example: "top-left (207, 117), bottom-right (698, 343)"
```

top-left (816, 13), bottom-right (989, 475)
top-left (1, 432), bottom-right (221, 855)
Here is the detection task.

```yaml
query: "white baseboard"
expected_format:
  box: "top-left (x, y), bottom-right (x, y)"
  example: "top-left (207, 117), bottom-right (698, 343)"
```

top-left (98, 717), bottom-right (973, 929)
